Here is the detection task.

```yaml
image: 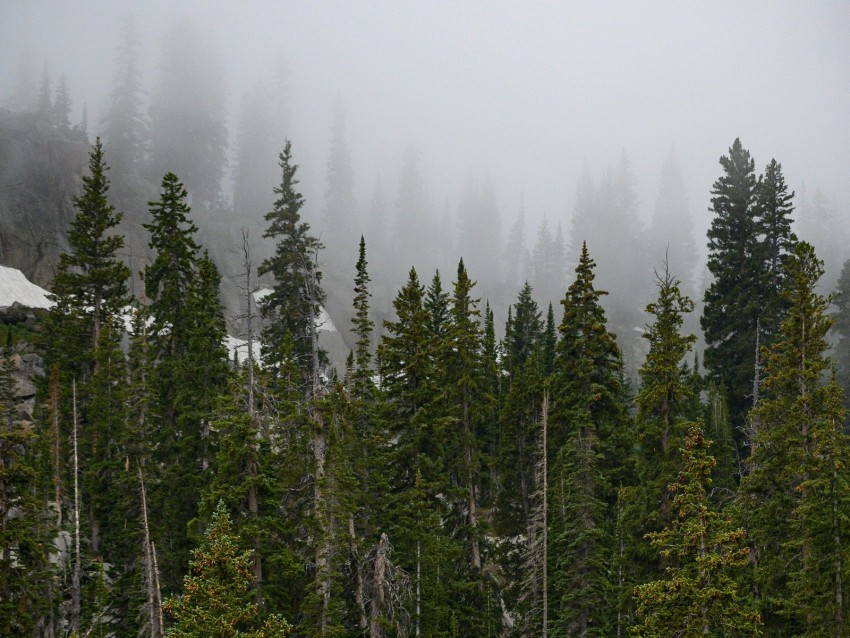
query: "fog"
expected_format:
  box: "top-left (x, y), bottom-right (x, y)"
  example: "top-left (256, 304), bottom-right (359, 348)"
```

top-left (2, 0), bottom-right (849, 365)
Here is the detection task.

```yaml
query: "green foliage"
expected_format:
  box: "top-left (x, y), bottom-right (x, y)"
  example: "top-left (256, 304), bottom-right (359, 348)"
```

top-left (742, 242), bottom-right (850, 634)
top-left (632, 425), bottom-right (760, 637)
top-left (548, 243), bottom-right (626, 634)
top-left (164, 501), bottom-right (290, 638)
top-left (702, 138), bottom-right (760, 438)
top-left (258, 141), bottom-right (325, 387)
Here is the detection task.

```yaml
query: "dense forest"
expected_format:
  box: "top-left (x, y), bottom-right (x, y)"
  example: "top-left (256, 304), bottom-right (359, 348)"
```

top-left (3, 10), bottom-right (850, 638)
top-left (3, 122), bottom-right (850, 637)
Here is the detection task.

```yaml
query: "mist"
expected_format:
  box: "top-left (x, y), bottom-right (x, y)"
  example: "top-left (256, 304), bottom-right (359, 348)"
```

top-left (2, 0), bottom-right (849, 367)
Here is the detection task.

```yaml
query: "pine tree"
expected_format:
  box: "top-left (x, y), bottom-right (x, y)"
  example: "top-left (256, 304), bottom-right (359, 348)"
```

top-left (164, 501), bottom-right (290, 638)
top-left (53, 73), bottom-right (72, 132)
top-left (834, 257), bottom-right (850, 419)
top-left (102, 14), bottom-right (146, 182)
top-left (632, 425), bottom-right (760, 637)
top-left (701, 138), bottom-right (760, 445)
top-left (754, 158), bottom-right (797, 344)
top-left (143, 172), bottom-right (228, 590)
top-left (47, 138), bottom-right (130, 369)
top-left (548, 242), bottom-right (626, 636)
top-left (149, 16), bottom-right (227, 209)
top-left (259, 141), bottom-right (326, 389)
top-left (351, 236), bottom-right (374, 396)
top-left (740, 242), bottom-right (850, 634)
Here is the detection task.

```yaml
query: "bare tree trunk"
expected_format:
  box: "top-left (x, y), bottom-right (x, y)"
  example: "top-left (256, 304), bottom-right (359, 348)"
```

top-left (305, 253), bottom-right (332, 635)
top-left (138, 465), bottom-right (162, 638)
top-left (369, 533), bottom-right (390, 638)
top-left (152, 541), bottom-right (164, 637)
top-left (749, 318), bottom-right (761, 463)
top-left (350, 515), bottom-right (368, 632)
top-left (50, 367), bottom-right (62, 528)
top-left (542, 391), bottom-right (549, 638)
top-left (834, 466), bottom-right (845, 633)
top-left (71, 379), bottom-right (82, 637)
top-left (415, 539), bottom-right (421, 638)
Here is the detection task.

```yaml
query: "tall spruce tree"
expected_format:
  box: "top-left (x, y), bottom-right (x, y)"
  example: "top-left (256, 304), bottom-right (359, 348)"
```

top-left (143, 172), bottom-right (228, 590)
top-left (632, 425), bottom-right (760, 637)
top-left (740, 242), bottom-right (850, 634)
top-left (754, 158), bottom-right (797, 344)
top-left (622, 263), bottom-right (698, 623)
top-left (47, 138), bottom-right (130, 371)
top-left (259, 141), bottom-right (326, 389)
top-left (164, 501), bottom-right (290, 638)
top-left (701, 138), bottom-right (760, 447)
top-left (548, 242), bottom-right (626, 636)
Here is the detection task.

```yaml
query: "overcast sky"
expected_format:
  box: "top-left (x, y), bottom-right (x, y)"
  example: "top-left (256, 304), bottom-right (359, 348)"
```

top-left (2, 0), bottom-right (849, 251)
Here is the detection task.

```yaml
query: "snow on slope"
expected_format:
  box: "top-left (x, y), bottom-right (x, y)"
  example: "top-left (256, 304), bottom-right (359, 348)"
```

top-left (0, 265), bottom-right (53, 310)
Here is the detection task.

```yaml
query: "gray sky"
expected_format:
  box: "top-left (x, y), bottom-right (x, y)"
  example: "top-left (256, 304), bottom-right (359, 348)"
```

top-left (3, 0), bottom-right (849, 253)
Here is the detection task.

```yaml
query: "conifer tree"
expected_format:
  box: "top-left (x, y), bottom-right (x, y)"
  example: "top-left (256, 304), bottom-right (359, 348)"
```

top-left (548, 242), bottom-right (626, 636)
top-left (740, 242), bottom-right (850, 634)
top-left (754, 159), bottom-right (797, 343)
top-left (164, 501), bottom-right (290, 638)
top-left (53, 73), bottom-right (72, 132)
top-left (628, 265), bottom-right (697, 572)
top-left (143, 172), bottom-right (228, 589)
top-left (352, 236), bottom-right (374, 396)
top-left (103, 14), bottom-right (146, 182)
top-left (701, 138), bottom-right (761, 444)
top-left (632, 425), bottom-right (760, 637)
top-left (47, 138), bottom-right (130, 370)
top-left (259, 141), bottom-right (325, 388)
top-left (834, 257), bottom-right (850, 417)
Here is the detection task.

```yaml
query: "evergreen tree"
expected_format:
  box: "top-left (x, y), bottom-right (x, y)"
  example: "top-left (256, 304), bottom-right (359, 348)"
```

top-left (102, 14), bottom-right (146, 183)
top-left (53, 73), bottom-right (72, 132)
top-left (258, 141), bottom-right (326, 388)
top-left (164, 501), bottom-right (290, 638)
top-left (649, 147), bottom-right (698, 299)
top-left (322, 99), bottom-right (358, 272)
top-left (143, 172), bottom-right (228, 590)
top-left (351, 236), bottom-right (374, 395)
top-left (632, 425), bottom-right (760, 637)
top-left (622, 264), bottom-right (697, 622)
top-left (754, 158), bottom-right (797, 344)
top-left (740, 242), bottom-right (850, 634)
top-left (47, 137), bottom-right (131, 369)
top-left (701, 138), bottom-right (760, 446)
top-left (149, 17), bottom-right (227, 209)
top-left (834, 257), bottom-right (850, 419)
top-left (548, 242), bottom-right (626, 636)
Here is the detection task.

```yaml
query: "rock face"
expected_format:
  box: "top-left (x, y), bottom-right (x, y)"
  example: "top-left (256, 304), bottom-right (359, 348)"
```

top-left (0, 109), bottom-right (89, 287)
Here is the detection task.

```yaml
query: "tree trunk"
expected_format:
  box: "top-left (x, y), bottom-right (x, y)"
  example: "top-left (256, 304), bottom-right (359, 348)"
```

top-left (71, 379), bottom-right (82, 637)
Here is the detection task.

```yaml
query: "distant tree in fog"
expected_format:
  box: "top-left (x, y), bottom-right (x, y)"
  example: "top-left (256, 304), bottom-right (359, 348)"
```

top-left (52, 73), bottom-right (72, 132)
top-left (649, 147), bottom-right (698, 297)
top-left (37, 62), bottom-right (53, 125)
top-left (102, 15), bottom-right (146, 182)
top-left (393, 146), bottom-right (436, 276)
top-left (322, 98), bottom-right (358, 269)
top-left (457, 173), bottom-right (501, 292)
top-left (532, 216), bottom-right (567, 309)
top-left (796, 184), bottom-right (848, 291)
top-left (149, 17), bottom-right (227, 210)
top-left (233, 71), bottom-right (289, 218)
top-left (503, 200), bottom-right (528, 292)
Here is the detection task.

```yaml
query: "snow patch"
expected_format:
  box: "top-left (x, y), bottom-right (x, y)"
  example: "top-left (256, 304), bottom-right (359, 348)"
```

top-left (0, 266), bottom-right (53, 310)
top-left (254, 286), bottom-right (337, 333)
